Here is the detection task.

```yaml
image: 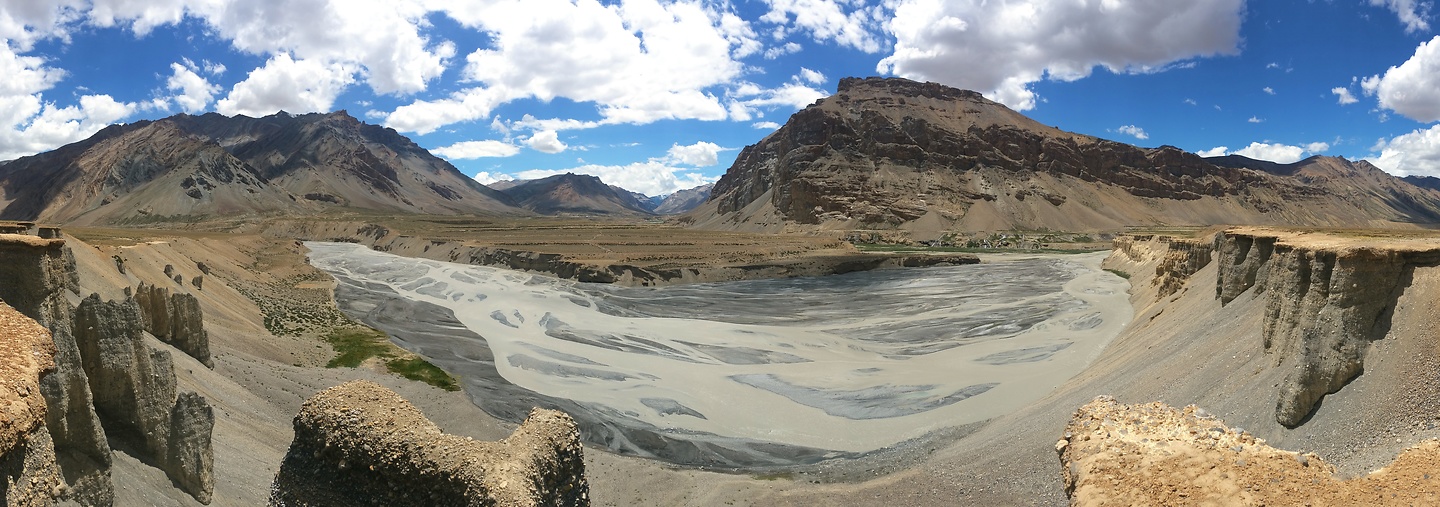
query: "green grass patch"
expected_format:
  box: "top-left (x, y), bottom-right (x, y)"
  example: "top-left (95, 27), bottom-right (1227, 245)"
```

top-left (323, 327), bottom-right (395, 368)
top-left (322, 326), bottom-right (461, 391)
top-left (387, 357), bottom-right (460, 391)
top-left (1104, 268), bottom-right (1132, 279)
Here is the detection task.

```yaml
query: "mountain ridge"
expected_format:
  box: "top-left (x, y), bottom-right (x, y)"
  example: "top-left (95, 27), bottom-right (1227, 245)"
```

top-left (695, 76), bottom-right (1440, 233)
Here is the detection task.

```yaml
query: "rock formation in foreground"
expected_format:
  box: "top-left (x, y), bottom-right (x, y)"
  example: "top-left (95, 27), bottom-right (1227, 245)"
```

top-left (1058, 396), bottom-right (1440, 505)
top-left (699, 76), bottom-right (1440, 232)
top-left (0, 301), bottom-right (63, 505)
top-left (135, 282), bottom-right (213, 368)
top-left (1214, 228), bottom-right (1440, 427)
top-left (270, 380), bottom-right (589, 507)
top-left (74, 294), bottom-right (215, 503)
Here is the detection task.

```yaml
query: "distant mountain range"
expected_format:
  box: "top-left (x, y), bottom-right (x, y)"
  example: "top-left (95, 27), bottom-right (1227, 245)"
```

top-left (5, 79), bottom-right (1436, 232)
top-left (488, 175), bottom-right (710, 216)
top-left (693, 77), bottom-right (1440, 232)
top-left (0, 111), bottom-right (519, 225)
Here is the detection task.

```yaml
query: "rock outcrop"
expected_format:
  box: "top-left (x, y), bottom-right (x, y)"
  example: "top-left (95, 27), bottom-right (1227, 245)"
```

top-left (1214, 228), bottom-right (1440, 427)
top-left (0, 302), bottom-right (62, 506)
top-left (1112, 234), bottom-right (1215, 298)
top-left (0, 234), bottom-right (113, 504)
top-left (1058, 396), bottom-right (1440, 505)
top-left (73, 294), bottom-right (215, 503)
top-left (493, 173), bottom-right (658, 216)
top-left (134, 282), bottom-right (213, 367)
top-left (270, 380), bottom-right (589, 507)
top-left (700, 76), bottom-right (1440, 232)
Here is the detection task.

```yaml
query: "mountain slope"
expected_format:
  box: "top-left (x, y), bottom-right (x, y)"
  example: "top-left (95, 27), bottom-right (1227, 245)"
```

top-left (0, 111), bottom-right (523, 225)
top-left (654, 183), bottom-right (713, 214)
top-left (493, 173), bottom-right (656, 216)
top-left (695, 77), bottom-right (1440, 232)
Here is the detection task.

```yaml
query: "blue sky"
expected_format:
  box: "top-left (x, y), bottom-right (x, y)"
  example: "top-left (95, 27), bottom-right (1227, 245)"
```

top-left (4, 1), bottom-right (1440, 196)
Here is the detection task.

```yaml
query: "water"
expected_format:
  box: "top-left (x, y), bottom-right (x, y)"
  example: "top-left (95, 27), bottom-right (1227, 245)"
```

top-left (306, 242), bottom-right (1131, 468)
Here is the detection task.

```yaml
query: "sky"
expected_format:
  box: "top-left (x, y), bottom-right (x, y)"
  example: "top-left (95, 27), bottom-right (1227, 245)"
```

top-left (3, 1), bottom-right (1440, 197)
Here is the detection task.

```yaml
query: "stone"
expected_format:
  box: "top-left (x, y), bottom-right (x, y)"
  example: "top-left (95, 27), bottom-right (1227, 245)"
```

top-left (270, 380), bottom-right (589, 507)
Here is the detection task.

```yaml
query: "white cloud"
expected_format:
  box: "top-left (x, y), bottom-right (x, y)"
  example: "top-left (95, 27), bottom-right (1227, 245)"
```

top-left (473, 171), bottom-right (511, 185)
top-left (798, 67), bottom-right (826, 86)
top-left (1362, 35), bottom-right (1440, 122)
top-left (1184, 98), bottom-right (1198, 106)
top-left (1116, 124), bottom-right (1148, 140)
top-left (1196, 146), bottom-right (1229, 158)
top-left (1248, 116), bottom-right (1264, 123)
top-left (515, 161), bottom-right (718, 196)
top-left (758, 0), bottom-right (887, 53)
top-left (1263, 86), bottom-right (1275, 95)
top-left (727, 74), bottom-right (828, 121)
top-left (764, 42), bottom-right (802, 59)
top-left (215, 53), bottom-right (356, 117)
top-left (1368, 0), bottom-right (1432, 33)
top-left (1332, 87), bottom-right (1359, 105)
top-left (753, 121), bottom-right (782, 129)
top-left (1369, 125), bottom-right (1440, 176)
top-left (166, 61), bottom-right (220, 114)
top-left (0, 43), bottom-right (139, 160)
top-left (1305, 142), bottom-right (1332, 153)
top-left (526, 130), bottom-right (567, 154)
top-left (432, 140), bottom-right (521, 160)
top-left (1266, 62), bottom-right (1280, 69)
top-left (877, 0), bottom-right (1243, 111)
top-left (665, 141), bottom-right (724, 166)
top-left (394, 0), bottom-right (757, 134)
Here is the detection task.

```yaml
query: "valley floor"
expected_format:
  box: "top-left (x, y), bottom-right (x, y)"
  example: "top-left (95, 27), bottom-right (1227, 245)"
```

top-left (60, 224), bottom-right (1440, 506)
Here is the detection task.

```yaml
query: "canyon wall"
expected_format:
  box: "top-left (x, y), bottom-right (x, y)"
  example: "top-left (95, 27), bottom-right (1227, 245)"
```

top-left (0, 302), bottom-right (62, 506)
top-left (270, 380), bottom-right (589, 507)
top-left (134, 282), bottom-right (213, 368)
top-left (1214, 229), bottom-right (1440, 427)
top-left (0, 231), bottom-right (217, 505)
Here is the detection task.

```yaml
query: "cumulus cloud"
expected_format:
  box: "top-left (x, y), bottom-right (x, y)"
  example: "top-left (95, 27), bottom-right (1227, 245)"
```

top-left (758, 0), bottom-right (888, 53)
top-left (526, 130), bottom-right (567, 154)
top-left (726, 71), bottom-right (829, 121)
top-left (0, 43), bottom-right (139, 160)
top-left (1116, 125), bottom-right (1148, 140)
top-left (166, 60), bottom-right (221, 113)
top-left (877, 0), bottom-right (1244, 111)
top-left (1263, 86), bottom-right (1275, 95)
top-left (215, 53), bottom-right (356, 117)
top-left (1363, 36), bottom-right (1440, 122)
top-left (1201, 142), bottom-right (1330, 164)
top-left (392, 0), bottom-right (757, 134)
top-left (764, 42), bottom-right (802, 59)
top-left (1332, 87), bottom-right (1359, 105)
top-left (1248, 116), bottom-right (1264, 123)
top-left (665, 141), bottom-right (724, 166)
top-left (1196, 146), bottom-right (1229, 158)
top-left (432, 140), bottom-right (521, 160)
top-left (753, 121), bottom-right (782, 129)
top-left (515, 161), bottom-right (718, 196)
top-left (472, 171), bottom-right (511, 185)
top-left (1369, 125), bottom-right (1440, 176)
top-left (1368, 0), bottom-right (1432, 33)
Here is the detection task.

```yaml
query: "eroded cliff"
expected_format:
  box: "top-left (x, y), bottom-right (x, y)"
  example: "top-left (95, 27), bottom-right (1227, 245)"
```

top-left (135, 282), bottom-right (213, 368)
top-left (0, 302), bottom-right (62, 506)
top-left (1214, 228), bottom-right (1440, 427)
top-left (270, 380), bottom-right (589, 507)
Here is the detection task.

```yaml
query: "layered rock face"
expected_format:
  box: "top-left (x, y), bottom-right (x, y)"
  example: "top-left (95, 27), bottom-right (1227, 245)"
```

top-left (73, 294), bottom-right (214, 503)
top-left (0, 302), bottom-right (62, 506)
top-left (493, 173), bottom-right (658, 216)
top-left (271, 380), bottom-right (589, 507)
top-left (134, 282), bottom-right (213, 368)
top-left (1058, 397), bottom-right (1440, 505)
top-left (1214, 228), bottom-right (1440, 427)
top-left (702, 77), bottom-right (1440, 232)
top-left (0, 234), bottom-right (113, 504)
top-left (1112, 234), bottom-right (1214, 298)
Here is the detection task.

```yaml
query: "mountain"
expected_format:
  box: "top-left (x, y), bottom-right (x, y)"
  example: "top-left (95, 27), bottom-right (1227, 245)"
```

top-left (492, 173), bottom-right (656, 216)
top-left (694, 77), bottom-right (1440, 232)
top-left (1404, 175), bottom-right (1440, 192)
top-left (0, 111), bottom-right (521, 225)
top-left (654, 183), bottom-right (713, 214)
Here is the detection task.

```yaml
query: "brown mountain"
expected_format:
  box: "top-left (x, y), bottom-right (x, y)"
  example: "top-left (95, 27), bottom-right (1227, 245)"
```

top-left (0, 111), bottom-right (521, 225)
top-left (694, 77), bottom-right (1440, 232)
top-left (493, 173), bottom-right (656, 216)
top-left (654, 183), bottom-right (713, 214)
